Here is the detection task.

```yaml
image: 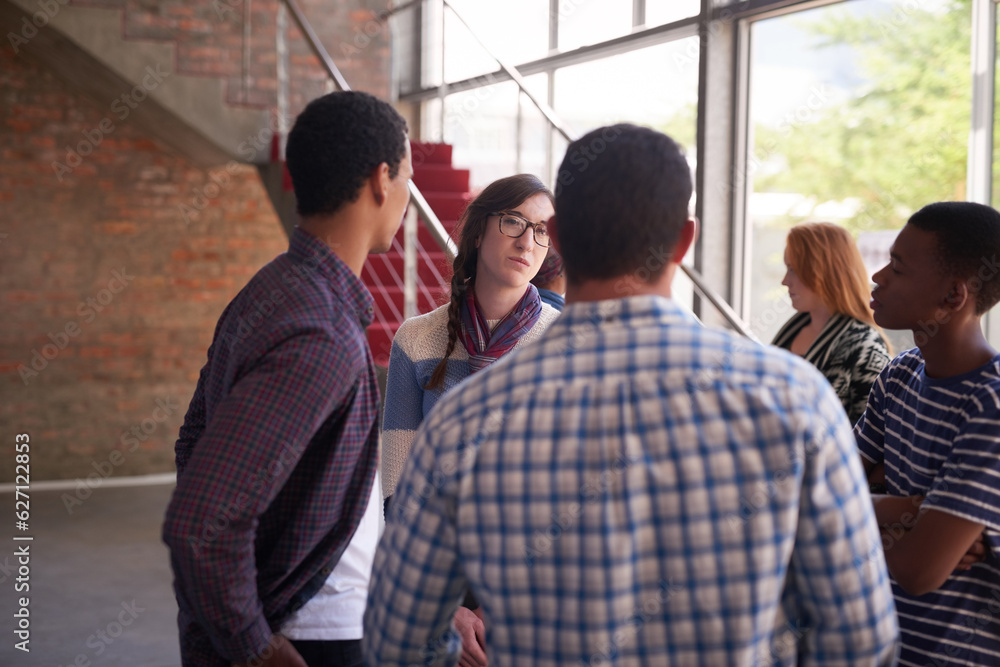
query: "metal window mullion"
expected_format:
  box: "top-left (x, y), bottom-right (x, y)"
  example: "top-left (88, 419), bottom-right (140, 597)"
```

top-left (547, 71), bottom-right (555, 186)
top-left (968, 0), bottom-right (996, 205)
top-left (970, 0), bottom-right (999, 343)
top-left (276, 2), bottom-right (289, 158)
top-left (694, 0), bottom-right (741, 327)
top-left (634, 0), bottom-right (646, 28)
top-left (549, 0), bottom-right (559, 52)
top-left (516, 90), bottom-right (524, 173)
top-left (403, 206), bottom-right (418, 319)
top-left (399, 16), bottom-right (700, 104)
top-left (439, 0), bottom-right (447, 139)
top-left (727, 0), bottom-right (843, 22)
top-left (731, 16), bottom-right (753, 322)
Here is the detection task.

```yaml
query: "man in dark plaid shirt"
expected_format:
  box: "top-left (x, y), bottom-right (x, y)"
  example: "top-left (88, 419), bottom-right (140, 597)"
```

top-left (163, 91), bottom-right (412, 667)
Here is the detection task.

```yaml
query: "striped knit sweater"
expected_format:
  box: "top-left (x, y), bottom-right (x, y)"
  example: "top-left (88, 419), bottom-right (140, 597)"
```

top-left (772, 312), bottom-right (890, 425)
top-left (381, 302), bottom-right (560, 497)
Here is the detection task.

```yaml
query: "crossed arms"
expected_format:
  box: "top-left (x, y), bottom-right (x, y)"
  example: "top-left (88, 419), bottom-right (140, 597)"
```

top-left (862, 460), bottom-right (988, 596)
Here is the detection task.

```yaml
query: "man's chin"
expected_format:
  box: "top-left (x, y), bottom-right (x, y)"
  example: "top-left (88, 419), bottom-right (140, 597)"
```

top-left (872, 312), bottom-right (905, 332)
top-left (369, 239), bottom-right (393, 255)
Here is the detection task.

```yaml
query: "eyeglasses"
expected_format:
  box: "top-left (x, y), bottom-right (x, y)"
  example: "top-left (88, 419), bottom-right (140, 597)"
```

top-left (493, 212), bottom-right (551, 247)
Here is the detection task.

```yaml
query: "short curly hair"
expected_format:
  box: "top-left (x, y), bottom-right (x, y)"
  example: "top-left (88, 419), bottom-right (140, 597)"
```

top-left (554, 124), bottom-right (692, 284)
top-left (285, 91), bottom-right (408, 217)
top-left (908, 201), bottom-right (1000, 314)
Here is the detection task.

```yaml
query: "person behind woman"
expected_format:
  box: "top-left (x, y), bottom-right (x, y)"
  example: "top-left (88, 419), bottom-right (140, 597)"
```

top-left (382, 173), bottom-right (559, 498)
top-left (381, 173), bottom-right (559, 666)
top-left (530, 247), bottom-right (566, 310)
top-left (772, 222), bottom-right (892, 425)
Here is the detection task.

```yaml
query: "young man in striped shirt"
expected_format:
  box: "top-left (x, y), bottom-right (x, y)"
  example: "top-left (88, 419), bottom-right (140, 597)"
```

top-left (857, 201), bottom-right (1000, 666)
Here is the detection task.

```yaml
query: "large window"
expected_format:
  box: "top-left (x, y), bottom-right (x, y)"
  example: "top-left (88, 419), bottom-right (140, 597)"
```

top-left (421, 3), bottom-right (700, 190)
top-left (644, 1), bottom-right (700, 28)
top-left (745, 0), bottom-right (972, 349)
top-left (557, 0), bottom-right (634, 51)
top-left (400, 0), bottom-right (996, 342)
top-left (441, 82), bottom-right (521, 187)
top-left (442, 0), bottom-right (551, 83)
top-left (552, 39), bottom-right (699, 155)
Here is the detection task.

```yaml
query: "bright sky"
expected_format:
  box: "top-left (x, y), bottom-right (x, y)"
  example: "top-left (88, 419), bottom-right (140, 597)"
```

top-left (751, 0), bottom-right (958, 124)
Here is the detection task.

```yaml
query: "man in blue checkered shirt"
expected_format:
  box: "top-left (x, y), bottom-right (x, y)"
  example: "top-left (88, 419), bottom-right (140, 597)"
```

top-left (365, 124), bottom-right (899, 666)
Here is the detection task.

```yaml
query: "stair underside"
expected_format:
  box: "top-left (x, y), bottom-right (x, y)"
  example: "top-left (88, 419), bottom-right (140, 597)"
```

top-left (4, 0), bottom-right (268, 165)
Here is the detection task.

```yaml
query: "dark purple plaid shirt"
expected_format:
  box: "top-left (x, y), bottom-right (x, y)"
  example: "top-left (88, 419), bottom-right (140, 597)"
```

top-left (162, 227), bottom-right (380, 666)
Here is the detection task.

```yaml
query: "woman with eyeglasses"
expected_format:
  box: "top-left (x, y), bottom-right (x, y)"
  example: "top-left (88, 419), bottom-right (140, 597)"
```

top-left (380, 174), bottom-right (558, 666)
top-left (383, 173), bottom-right (558, 500)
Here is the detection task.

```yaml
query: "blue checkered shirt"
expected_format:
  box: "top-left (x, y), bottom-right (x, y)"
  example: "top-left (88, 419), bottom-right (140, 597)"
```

top-left (365, 296), bottom-right (898, 666)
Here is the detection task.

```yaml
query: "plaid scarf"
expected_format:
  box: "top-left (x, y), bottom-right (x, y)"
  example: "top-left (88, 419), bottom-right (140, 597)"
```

top-left (458, 284), bottom-right (542, 373)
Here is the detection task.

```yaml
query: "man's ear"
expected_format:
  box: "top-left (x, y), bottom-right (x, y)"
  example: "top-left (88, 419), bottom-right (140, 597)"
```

top-left (369, 162), bottom-right (390, 206)
top-left (670, 217), bottom-right (699, 263)
top-left (943, 279), bottom-right (971, 312)
top-left (547, 214), bottom-right (561, 254)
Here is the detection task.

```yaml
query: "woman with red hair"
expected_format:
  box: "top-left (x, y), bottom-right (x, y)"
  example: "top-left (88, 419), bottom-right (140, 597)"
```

top-left (772, 222), bottom-right (892, 424)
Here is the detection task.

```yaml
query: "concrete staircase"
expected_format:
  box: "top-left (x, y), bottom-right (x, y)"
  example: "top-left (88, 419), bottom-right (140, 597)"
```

top-left (2, 0), bottom-right (273, 165)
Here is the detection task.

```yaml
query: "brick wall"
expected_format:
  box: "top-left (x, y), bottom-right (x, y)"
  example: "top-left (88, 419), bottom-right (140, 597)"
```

top-left (1, 1), bottom-right (393, 482)
top-left (0, 51), bottom-right (277, 482)
top-left (0, 45), bottom-right (287, 482)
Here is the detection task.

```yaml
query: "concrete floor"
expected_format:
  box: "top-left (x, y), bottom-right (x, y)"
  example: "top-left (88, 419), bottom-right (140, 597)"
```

top-left (0, 483), bottom-right (181, 666)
